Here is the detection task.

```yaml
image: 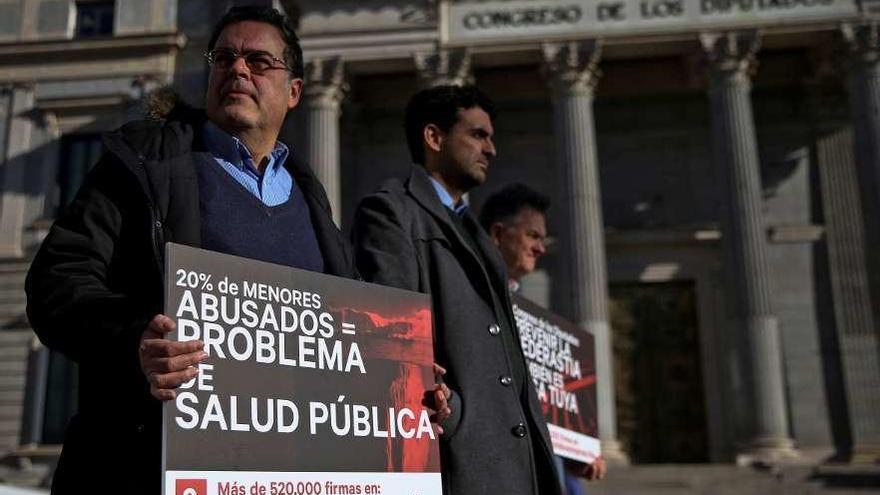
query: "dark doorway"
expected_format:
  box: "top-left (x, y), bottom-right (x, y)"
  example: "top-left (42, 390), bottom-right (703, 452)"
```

top-left (609, 280), bottom-right (709, 463)
top-left (41, 351), bottom-right (77, 444)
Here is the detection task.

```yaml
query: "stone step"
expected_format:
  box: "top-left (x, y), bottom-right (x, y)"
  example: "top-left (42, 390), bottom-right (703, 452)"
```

top-left (0, 271), bottom-right (27, 289)
top-left (0, 418), bottom-right (21, 436)
top-left (0, 316), bottom-right (31, 329)
top-left (0, 344), bottom-right (30, 360)
top-left (0, 404), bottom-right (23, 421)
top-left (0, 332), bottom-right (33, 365)
top-left (583, 465), bottom-right (856, 495)
top-left (0, 389), bottom-right (24, 406)
top-left (0, 329), bottom-right (32, 343)
top-left (0, 358), bottom-right (27, 375)
top-left (0, 437), bottom-right (22, 454)
top-left (0, 260), bottom-right (31, 273)
top-left (0, 287), bottom-right (26, 301)
top-left (0, 283), bottom-right (26, 296)
top-left (0, 374), bottom-right (27, 388)
top-left (0, 301), bottom-right (26, 317)
top-left (0, 460), bottom-right (53, 490)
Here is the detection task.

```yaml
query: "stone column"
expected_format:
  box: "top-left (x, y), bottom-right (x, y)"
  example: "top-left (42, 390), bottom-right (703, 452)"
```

top-left (0, 83), bottom-right (35, 258)
top-left (700, 31), bottom-right (796, 461)
top-left (414, 48), bottom-right (472, 88)
top-left (839, 21), bottom-right (880, 463)
top-left (303, 57), bottom-right (346, 227)
top-left (542, 40), bottom-right (626, 462)
top-left (20, 341), bottom-right (49, 446)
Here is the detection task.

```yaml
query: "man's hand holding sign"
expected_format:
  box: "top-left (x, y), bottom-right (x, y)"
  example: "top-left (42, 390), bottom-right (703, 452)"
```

top-left (140, 314), bottom-right (208, 401)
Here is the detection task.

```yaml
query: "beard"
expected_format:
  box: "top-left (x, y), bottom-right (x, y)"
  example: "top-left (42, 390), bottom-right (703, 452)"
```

top-left (454, 157), bottom-right (488, 191)
top-left (433, 148), bottom-right (489, 196)
top-left (461, 166), bottom-right (486, 190)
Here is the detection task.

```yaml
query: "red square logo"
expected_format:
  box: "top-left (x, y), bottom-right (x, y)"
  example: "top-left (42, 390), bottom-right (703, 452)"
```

top-left (176, 478), bottom-right (207, 495)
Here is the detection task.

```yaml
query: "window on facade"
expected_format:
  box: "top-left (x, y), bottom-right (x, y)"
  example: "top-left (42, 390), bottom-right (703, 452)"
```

top-left (40, 135), bottom-right (102, 443)
top-left (41, 352), bottom-right (77, 444)
top-left (75, 1), bottom-right (115, 38)
top-left (57, 134), bottom-right (102, 213)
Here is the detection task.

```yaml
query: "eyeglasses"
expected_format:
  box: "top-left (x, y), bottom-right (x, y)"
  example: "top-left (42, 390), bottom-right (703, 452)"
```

top-left (205, 48), bottom-right (293, 74)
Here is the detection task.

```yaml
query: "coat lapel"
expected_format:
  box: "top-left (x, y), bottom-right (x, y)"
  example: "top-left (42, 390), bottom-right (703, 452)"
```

top-left (462, 210), bottom-right (513, 304)
top-left (406, 166), bottom-right (511, 310)
top-left (407, 166), bottom-right (483, 265)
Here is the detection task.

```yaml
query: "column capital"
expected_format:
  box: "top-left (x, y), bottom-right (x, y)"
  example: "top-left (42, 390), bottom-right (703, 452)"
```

top-left (399, 1), bottom-right (438, 25)
top-left (842, 21), bottom-right (880, 64)
top-left (303, 57), bottom-right (347, 110)
top-left (700, 30), bottom-right (762, 81)
top-left (541, 40), bottom-right (603, 96)
top-left (414, 48), bottom-right (472, 88)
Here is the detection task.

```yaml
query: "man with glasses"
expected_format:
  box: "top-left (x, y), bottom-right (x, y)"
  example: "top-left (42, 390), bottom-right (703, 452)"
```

top-left (26, 6), bottom-right (357, 494)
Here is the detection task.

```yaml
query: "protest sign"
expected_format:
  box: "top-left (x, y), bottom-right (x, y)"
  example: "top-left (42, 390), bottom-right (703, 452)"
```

top-left (163, 243), bottom-right (440, 495)
top-left (512, 295), bottom-right (600, 466)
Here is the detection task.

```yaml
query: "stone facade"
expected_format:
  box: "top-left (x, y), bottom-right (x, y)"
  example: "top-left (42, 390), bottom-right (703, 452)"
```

top-left (1, 0), bottom-right (879, 487)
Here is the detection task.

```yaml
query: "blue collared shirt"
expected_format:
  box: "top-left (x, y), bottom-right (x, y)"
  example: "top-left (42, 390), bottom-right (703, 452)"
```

top-left (429, 176), bottom-right (468, 215)
top-left (202, 121), bottom-right (292, 206)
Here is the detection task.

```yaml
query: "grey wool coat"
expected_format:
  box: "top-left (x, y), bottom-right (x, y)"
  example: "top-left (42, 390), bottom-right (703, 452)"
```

top-left (352, 165), bottom-right (562, 495)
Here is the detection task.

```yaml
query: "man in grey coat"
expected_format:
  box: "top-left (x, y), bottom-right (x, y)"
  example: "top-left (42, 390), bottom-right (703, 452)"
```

top-left (352, 85), bottom-right (562, 494)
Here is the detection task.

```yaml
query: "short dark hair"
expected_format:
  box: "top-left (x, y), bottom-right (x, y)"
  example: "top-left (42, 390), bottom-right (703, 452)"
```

top-left (404, 85), bottom-right (497, 165)
top-left (479, 183), bottom-right (550, 231)
top-left (208, 6), bottom-right (304, 78)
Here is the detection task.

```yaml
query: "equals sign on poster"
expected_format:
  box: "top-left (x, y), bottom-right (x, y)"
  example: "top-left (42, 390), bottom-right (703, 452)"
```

top-left (341, 322), bottom-right (356, 335)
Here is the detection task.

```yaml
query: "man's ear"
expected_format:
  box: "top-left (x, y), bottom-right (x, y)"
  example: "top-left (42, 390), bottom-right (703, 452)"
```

top-left (287, 78), bottom-right (304, 110)
top-left (489, 222), bottom-right (505, 247)
top-left (423, 124), bottom-right (445, 154)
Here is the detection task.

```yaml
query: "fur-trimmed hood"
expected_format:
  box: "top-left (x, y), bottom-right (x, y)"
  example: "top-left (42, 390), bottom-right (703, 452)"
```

top-left (143, 87), bottom-right (204, 124)
top-left (102, 89), bottom-right (207, 164)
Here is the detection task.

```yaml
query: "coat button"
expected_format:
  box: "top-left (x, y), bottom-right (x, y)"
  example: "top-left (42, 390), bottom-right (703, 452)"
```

top-left (488, 324), bottom-right (501, 335)
top-left (512, 423), bottom-right (527, 437)
top-left (499, 375), bottom-right (512, 386)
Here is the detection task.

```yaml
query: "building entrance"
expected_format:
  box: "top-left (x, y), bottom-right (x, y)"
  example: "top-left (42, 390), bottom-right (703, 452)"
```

top-left (609, 281), bottom-right (709, 463)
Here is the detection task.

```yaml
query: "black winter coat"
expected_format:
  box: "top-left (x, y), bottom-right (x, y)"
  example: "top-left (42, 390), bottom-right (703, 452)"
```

top-left (352, 166), bottom-right (562, 495)
top-left (26, 106), bottom-right (357, 494)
